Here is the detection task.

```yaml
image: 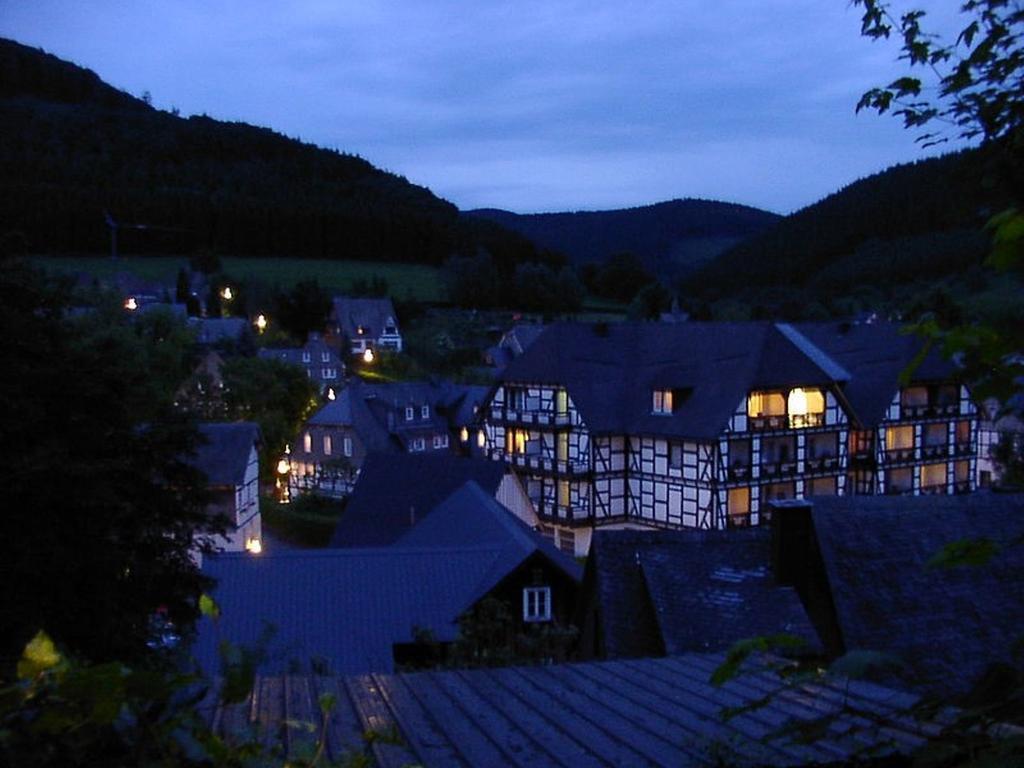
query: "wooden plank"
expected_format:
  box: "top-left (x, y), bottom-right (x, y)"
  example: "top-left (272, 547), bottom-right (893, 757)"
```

top-left (399, 670), bottom-right (526, 768)
top-left (455, 668), bottom-right (605, 768)
top-left (310, 676), bottom-right (372, 765)
top-left (372, 673), bottom-right (470, 768)
top-left (252, 676), bottom-right (285, 752)
top-left (282, 676), bottom-right (320, 760)
top-left (344, 675), bottom-right (420, 768)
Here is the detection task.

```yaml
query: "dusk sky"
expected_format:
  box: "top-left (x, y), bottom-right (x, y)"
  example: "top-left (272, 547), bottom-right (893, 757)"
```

top-left (2, 1), bottom-right (968, 215)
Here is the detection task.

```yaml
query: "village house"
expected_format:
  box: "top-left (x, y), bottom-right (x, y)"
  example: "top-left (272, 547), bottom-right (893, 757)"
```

top-left (193, 483), bottom-right (581, 676)
top-left (188, 316), bottom-right (251, 348)
top-left (976, 397), bottom-right (1024, 487)
top-left (257, 331), bottom-right (344, 397)
top-left (328, 295), bottom-right (403, 355)
top-left (481, 320), bottom-right (976, 555)
top-left (187, 422), bottom-right (262, 556)
top-left (289, 379), bottom-right (486, 497)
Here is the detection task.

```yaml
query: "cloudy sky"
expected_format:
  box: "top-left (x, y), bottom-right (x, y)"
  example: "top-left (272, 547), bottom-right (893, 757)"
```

top-left (2, 0), bottom-right (967, 214)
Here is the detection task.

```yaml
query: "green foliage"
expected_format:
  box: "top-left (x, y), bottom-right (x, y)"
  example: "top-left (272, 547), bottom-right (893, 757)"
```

top-left (262, 495), bottom-right (345, 548)
top-left (273, 279), bottom-right (332, 341)
top-left (927, 537), bottom-right (1002, 569)
top-left (221, 356), bottom-right (318, 475)
top-left (446, 597), bottom-right (578, 669)
top-left (0, 260), bottom-right (218, 665)
top-left (584, 251), bottom-right (654, 303)
top-left (709, 634), bottom-right (809, 687)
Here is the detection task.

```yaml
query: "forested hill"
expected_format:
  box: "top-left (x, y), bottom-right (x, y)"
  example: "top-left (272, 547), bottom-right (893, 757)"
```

top-left (465, 199), bottom-right (781, 277)
top-left (683, 147), bottom-right (1014, 317)
top-left (0, 38), bottom-right (540, 266)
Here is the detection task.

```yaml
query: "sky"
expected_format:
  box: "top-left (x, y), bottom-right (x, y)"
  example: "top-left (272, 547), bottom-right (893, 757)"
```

top-left (1, 0), bottom-right (969, 215)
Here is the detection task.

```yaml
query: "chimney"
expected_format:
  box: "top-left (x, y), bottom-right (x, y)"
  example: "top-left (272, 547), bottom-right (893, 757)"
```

top-left (770, 499), bottom-right (814, 587)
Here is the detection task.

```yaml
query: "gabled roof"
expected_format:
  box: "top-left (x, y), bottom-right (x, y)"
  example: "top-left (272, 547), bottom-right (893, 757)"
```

top-left (189, 317), bottom-right (249, 344)
top-left (795, 321), bottom-right (958, 427)
top-left (808, 493), bottom-right (1024, 697)
top-left (207, 655), bottom-right (933, 767)
top-left (330, 296), bottom-right (399, 338)
top-left (588, 528), bottom-right (819, 658)
top-left (398, 481), bottom-right (582, 585)
top-left (193, 546), bottom-right (509, 675)
top-left (190, 422), bottom-right (260, 487)
top-left (329, 453), bottom-right (507, 547)
top-left (500, 322), bottom-right (848, 439)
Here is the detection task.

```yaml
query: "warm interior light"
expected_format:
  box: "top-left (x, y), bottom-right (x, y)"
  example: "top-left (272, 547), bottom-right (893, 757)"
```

top-left (220, 286), bottom-right (233, 301)
top-left (327, 387), bottom-right (336, 401)
top-left (477, 430), bottom-right (486, 448)
top-left (788, 388), bottom-right (808, 416)
top-left (363, 348), bottom-right (375, 363)
top-left (245, 538), bottom-right (262, 555)
top-left (460, 426), bottom-right (469, 442)
top-left (124, 296), bottom-right (138, 311)
top-left (276, 458), bottom-right (290, 475)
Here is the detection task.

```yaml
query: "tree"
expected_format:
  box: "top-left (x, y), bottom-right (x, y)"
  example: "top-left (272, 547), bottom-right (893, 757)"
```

top-left (0, 261), bottom-right (217, 666)
top-left (273, 279), bottom-right (331, 341)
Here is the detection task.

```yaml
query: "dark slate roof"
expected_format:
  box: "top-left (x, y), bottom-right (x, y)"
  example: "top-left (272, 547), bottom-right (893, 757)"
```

top-left (398, 481), bottom-right (582, 585)
top-left (193, 547), bottom-right (508, 675)
top-left (205, 655), bottom-right (932, 767)
top-left (329, 453), bottom-right (507, 547)
top-left (589, 528), bottom-right (819, 658)
top-left (189, 422), bottom-right (260, 487)
top-left (257, 334), bottom-right (344, 383)
top-left (809, 493), bottom-right (1024, 697)
top-left (500, 321), bottom-right (847, 439)
top-left (796, 321), bottom-right (958, 427)
top-left (330, 296), bottom-right (399, 339)
top-left (189, 317), bottom-right (249, 344)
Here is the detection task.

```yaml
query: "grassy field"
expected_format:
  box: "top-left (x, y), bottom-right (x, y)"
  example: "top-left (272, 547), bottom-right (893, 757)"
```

top-left (30, 255), bottom-right (445, 302)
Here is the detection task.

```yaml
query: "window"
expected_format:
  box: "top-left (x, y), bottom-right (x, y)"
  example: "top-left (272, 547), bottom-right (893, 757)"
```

top-left (787, 388), bottom-right (825, 428)
top-left (652, 389), bottom-right (673, 414)
top-left (323, 435), bottom-right (333, 455)
top-left (343, 437), bottom-right (352, 457)
top-left (411, 437), bottom-right (425, 451)
top-left (321, 351), bottom-right (330, 362)
top-left (727, 487), bottom-right (750, 527)
top-left (322, 367), bottom-right (336, 379)
top-left (506, 429), bottom-right (528, 455)
top-left (669, 443), bottom-right (683, 469)
top-left (921, 462), bottom-right (947, 490)
top-left (558, 480), bottom-right (570, 508)
top-left (886, 467), bottom-right (913, 494)
top-left (507, 387), bottom-right (526, 411)
top-left (886, 425), bottom-right (914, 451)
top-left (955, 420), bottom-right (971, 445)
top-left (405, 406), bottom-right (414, 421)
top-left (433, 435), bottom-right (448, 449)
top-left (303, 433), bottom-right (312, 453)
top-left (923, 423), bottom-right (947, 447)
top-left (555, 389), bottom-right (568, 416)
top-left (421, 405), bottom-right (430, 419)
top-left (808, 476), bottom-right (837, 496)
top-left (747, 391), bottom-right (785, 418)
top-left (523, 587), bottom-right (551, 622)
top-left (302, 351), bottom-right (311, 363)
top-left (557, 433), bottom-right (568, 463)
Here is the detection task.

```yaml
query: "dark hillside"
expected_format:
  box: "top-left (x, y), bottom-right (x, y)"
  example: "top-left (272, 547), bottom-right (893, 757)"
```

top-left (466, 199), bottom-right (781, 277)
top-left (0, 38), bottom-right (537, 268)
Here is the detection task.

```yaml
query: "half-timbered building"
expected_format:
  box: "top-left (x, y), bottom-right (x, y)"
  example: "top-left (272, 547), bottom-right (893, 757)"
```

top-left (481, 320), bottom-right (976, 555)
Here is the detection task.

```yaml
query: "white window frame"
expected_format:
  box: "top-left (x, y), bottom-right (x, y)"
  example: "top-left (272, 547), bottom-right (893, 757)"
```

top-left (523, 586), bottom-right (552, 622)
top-left (652, 389), bottom-right (673, 415)
top-left (433, 434), bottom-right (449, 449)
top-left (321, 351), bottom-right (330, 362)
top-left (405, 406), bottom-right (414, 421)
top-left (323, 435), bottom-right (333, 455)
top-left (421, 405), bottom-right (430, 419)
top-left (303, 433), bottom-right (312, 454)
top-left (411, 437), bottom-right (425, 452)
top-left (302, 351), bottom-right (311, 363)
top-left (343, 437), bottom-right (353, 457)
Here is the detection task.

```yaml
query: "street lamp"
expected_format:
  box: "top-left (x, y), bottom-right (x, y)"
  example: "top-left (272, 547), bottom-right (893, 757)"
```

top-left (276, 445), bottom-right (291, 504)
top-left (220, 286), bottom-right (233, 301)
top-left (254, 313), bottom-right (268, 334)
top-left (363, 348), bottom-right (375, 364)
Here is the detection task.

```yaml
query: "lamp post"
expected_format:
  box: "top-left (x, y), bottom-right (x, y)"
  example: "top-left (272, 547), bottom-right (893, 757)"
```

top-left (276, 444), bottom-right (291, 504)
top-left (254, 313), bottom-right (268, 334)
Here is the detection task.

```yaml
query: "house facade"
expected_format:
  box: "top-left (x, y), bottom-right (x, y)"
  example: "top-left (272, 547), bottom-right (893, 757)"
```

top-left (480, 321), bottom-right (977, 556)
top-left (190, 422), bottom-right (262, 556)
top-left (328, 296), bottom-right (403, 355)
top-left (257, 332), bottom-right (344, 397)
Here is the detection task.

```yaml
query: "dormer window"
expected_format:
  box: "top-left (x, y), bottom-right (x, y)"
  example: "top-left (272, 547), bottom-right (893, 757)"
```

top-left (385, 317), bottom-right (396, 334)
top-left (421, 405), bottom-right (429, 419)
top-left (405, 406), bottom-right (414, 421)
top-left (652, 389), bottom-right (673, 415)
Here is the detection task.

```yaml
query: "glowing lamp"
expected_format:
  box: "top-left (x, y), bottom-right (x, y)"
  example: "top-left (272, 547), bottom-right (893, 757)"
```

top-left (245, 538), bottom-right (262, 555)
top-left (276, 458), bottom-right (290, 475)
top-left (220, 286), bottom-right (233, 301)
top-left (788, 388), bottom-right (808, 416)
top-left (356, 325), bottom-right (365, 335)
top-left (255, 313), bottom-right (267, 333)
top-left (124, 296), bottom-right (138, 311)
top-left (363, 348), bottom-right (375, 364)
top-left (327, 387), bottom-right (336, 401)
top-left (477, 430), bottom-right (486, 448)
top-left (460, 427), bottom-right (469, 443)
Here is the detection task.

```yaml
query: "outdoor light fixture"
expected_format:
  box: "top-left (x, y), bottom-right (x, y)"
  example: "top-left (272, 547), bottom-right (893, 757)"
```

top-left (460, 427), bottom-right (469, 443)
top-left (477, 430), bottom-right (486, 448)
top-left (254, 313), bottom-right (267, 333)
top-left (220, 286), bottom-right (233, 301)
top-left (245, 537), bottom-right (263, 555)
top-left (327, 387), bottom-right (336, 401)
top-left (356, 325), bottom-right (365, 335)
top-left (363, 348), bottom-right (375, 364)
top-left (124, 296), bottom-right (138, 311)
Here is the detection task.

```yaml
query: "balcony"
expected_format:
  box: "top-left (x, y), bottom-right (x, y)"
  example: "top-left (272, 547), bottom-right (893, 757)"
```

top-left (760, 461), bottom-right (797, 478)
top-left (882, 448), bottom-right (915, 464)
top-left (749, 415), bottom-right (787, 431)
top-left (490, 406), bottom-right (571, 428)
top-left (921, 444), bottom-right (947, 460)
top-left (805, 456), bottom-right (838, 473)
top-left (727, 464), bottom-right (751, 481)
top-left (920, 484), bottom-right (947, 496)
top-left (953, 442), bottom-right (974, 457)
top-left (789, 412), bottom-right (824, 429)
top-left (500, 451), bottom-right (588, 476)
top-left (901, 403), bottom-right (959, 420)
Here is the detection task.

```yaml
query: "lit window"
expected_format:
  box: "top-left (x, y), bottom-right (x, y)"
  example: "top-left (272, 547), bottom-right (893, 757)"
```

top-left (747, 392), bottom-right (786, 418)
top-left (460, 427), bottom-right (469, 442)
top-left (523, 587), bottom-right (551, 622)
top-left (787, 388), bottom-right (825, 427)
top-left (343, 437), bottom-right (352, 457)
top-left (421, 405), bottom-right (430, 419)
top-left (477, 430), bottom-right (486, 448)
top-left (727, 487), bottom-right (750, 527)
top-left (555, 389), bottom-right (568, 416)
top-left (405, 406), bottom-right (414, 421)
top-left (505, 429), bottom-right (528, 454)
top-left (653, 389), bottom-right (673, 414)
top-left (558, 480), bottom-right (570, 508)
top-left (303, 433), bottom-right (312, 454)
top-left (921, 462), bottom-right (947, 489)
top-left (886, 425), bottom-right (914, 450)
top-left (323, 435), bottom-right (332, 455)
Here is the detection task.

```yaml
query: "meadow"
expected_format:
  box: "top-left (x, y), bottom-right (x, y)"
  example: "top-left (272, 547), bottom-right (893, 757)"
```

top-left (30, 255), bottom-right (446, 302)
